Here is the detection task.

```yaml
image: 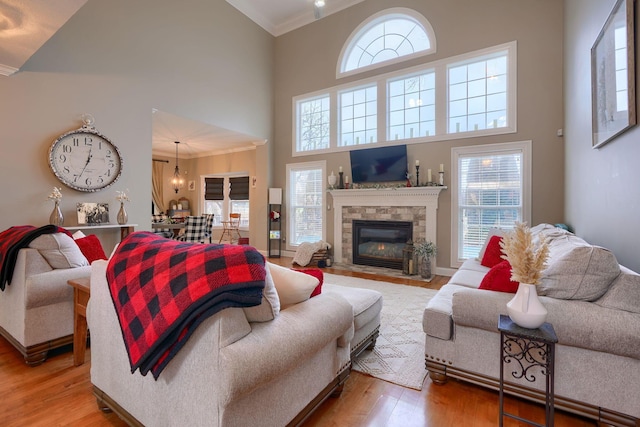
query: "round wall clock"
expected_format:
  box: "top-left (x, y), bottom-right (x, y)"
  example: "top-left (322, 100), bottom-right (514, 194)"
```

top-left (48, 115), bottom-right (123, 192)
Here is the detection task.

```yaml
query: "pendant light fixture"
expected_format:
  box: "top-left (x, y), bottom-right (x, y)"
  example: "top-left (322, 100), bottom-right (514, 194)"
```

top-left (171, 141), bottom-right (184, 193)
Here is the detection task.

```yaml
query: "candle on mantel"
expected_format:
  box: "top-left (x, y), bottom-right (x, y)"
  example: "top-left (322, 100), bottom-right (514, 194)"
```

top-left (339, 166), bottom-right (343, 173)
top-left (345, 175), bottom-right (349, 184)
top-left (440, 163), bottom-right (444, 172)
top-left (415, 160), bottom-right (420, 166)
top-left (427, 169), bottom-right (432, 183)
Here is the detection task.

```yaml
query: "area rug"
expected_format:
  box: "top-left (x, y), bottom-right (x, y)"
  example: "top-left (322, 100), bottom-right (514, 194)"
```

top-left (324, 273), bottom-right (437, 390)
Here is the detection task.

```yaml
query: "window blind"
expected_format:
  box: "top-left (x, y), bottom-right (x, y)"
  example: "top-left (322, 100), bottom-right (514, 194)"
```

top-left (229, 177), bottom-right (249, 200)
top-left (204, 177), bottom-right (224, 200)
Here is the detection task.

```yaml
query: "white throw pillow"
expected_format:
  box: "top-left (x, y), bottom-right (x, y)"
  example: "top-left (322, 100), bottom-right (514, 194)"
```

top-left (243, 263), bottom-right (281, 322)
top-left (29, 233), bottom-right (89, 269)
top-left (267, 262), bottom-right (319, 309)
top-left (72, 230), bottom-right (86, 240)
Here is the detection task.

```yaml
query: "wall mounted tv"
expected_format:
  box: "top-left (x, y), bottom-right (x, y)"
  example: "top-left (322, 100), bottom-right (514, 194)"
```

top-left (349, 145), bottom-right (408, 183)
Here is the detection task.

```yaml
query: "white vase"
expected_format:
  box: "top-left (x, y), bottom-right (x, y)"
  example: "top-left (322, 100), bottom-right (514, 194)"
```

top-left (506, 283), bottom-right (547, 329)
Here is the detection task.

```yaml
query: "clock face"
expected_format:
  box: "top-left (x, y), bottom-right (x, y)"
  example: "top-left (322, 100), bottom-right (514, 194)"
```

top-left (49, 128), bottom-right (123, 192)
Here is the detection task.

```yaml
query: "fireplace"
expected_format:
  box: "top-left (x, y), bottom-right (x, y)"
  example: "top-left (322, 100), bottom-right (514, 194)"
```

top-left (352, 220), bottom-right (412, 270)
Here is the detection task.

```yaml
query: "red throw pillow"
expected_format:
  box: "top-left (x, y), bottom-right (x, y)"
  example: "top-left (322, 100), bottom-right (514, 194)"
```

top-left (75, 234), bottom-right (108, 263)
top-left (481, 235), bottom-right (504, 268)
top-left (293, 268), bottom-right (323, 297)
top-left (479, 260), bottom-right (519, 293)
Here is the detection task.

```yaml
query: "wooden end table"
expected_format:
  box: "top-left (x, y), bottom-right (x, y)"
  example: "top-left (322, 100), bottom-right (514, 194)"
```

top-left (67, 277), bottom-right (91, 366)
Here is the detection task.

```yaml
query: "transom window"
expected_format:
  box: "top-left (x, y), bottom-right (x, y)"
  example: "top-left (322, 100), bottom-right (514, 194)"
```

top-left (293, 41), bottom-right (517, 156)
top-left (339, 85), bottom-right (377, 146)
top-left (448, 53), bottom-right (508, 133)
top-left (339, 8), bottom-right (436, 77)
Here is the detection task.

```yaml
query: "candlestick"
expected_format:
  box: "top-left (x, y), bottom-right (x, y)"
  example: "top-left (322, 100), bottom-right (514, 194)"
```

top-left (338, 171), bottom-right (344, 189)
top-left (415, 165), bottom-right (420, 187)
top-left (345, 175), bottom-right (350, 189)
top-left (440, 163), bottom-right (444, 172)
top-left (427, 169), bottom-right (432, 183)
top-left (415, 160), bottom-right (420, 166)
top-left (339, 166), bottom-right (342, 173)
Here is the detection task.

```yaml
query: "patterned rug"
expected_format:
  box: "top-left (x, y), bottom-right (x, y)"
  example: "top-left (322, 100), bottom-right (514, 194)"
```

top-left (324, 273), bottom-right (438, 390)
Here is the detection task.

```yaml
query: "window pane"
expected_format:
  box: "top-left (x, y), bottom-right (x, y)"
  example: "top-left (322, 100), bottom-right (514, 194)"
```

top-left (339, 85), bottom-right (377, 146)
top-left (297, 95), bottom-right (330, 152)
top-left (387, 71), bottom-right (435, 140)
top-left (448, 52), bottom-right (508, 134)
top-left (458, 151), bottom-right (523, 259)
top-left (289, 167), bottom-right (323, 245)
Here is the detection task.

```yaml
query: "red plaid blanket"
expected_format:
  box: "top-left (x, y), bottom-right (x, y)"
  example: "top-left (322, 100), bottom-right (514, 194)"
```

top-left (106, 232), bottom-right (266, 379)
top-left (0, 225), bottom-right (67, 291)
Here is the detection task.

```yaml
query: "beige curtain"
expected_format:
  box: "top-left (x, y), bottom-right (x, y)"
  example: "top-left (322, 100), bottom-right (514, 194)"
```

top-left (152, 161), bottom-right (166, 213)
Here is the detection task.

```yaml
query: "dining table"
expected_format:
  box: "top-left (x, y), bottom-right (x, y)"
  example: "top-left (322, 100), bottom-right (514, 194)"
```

top-left (151, 222), bottom-right (185, 238)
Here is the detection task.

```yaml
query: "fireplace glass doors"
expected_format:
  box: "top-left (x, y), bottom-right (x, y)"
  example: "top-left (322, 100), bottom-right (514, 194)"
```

top-left (352, 220), bottom-right (413, 270)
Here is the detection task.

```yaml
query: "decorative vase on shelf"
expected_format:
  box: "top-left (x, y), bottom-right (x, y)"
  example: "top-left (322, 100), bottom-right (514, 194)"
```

top-left (506, 283), bottom-right (547, 329)
top-left (117, 202), bottom-right (128, 225)
top-left (49, 201), bottom-right (64, 226)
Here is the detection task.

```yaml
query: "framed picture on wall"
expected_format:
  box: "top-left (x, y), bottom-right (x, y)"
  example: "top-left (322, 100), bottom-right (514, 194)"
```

top-left (188, 180), bottom-right (195, 191)
top-left (77, 203), bottom-right (110, 225)
top-left (591, 0), bottom-right (636, 148)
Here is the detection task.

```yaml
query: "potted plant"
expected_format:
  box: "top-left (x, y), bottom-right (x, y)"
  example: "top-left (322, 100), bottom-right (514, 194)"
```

top-left (414, 239), bottom-right (437, 279)
top-left (500, 222), bottom-right (550, 328)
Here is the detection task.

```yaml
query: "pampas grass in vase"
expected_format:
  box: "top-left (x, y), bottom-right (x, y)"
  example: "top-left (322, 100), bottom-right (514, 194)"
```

top-left (500, 222), bottom-right (550, 329)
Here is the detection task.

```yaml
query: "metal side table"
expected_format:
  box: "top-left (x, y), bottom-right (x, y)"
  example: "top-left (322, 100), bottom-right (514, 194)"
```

top-left (498, 314), bottom-right (558, 427)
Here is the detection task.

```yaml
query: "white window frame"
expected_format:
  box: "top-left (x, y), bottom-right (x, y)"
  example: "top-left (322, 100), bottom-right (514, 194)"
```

top-left (450, 140), bottom-right (531, 268)
top-left (285, 161), bottom-right (327, 251)
top-left (202, 173), bottom-right (250, 230)
top-left (337, 8), bottom-right (437, 78)
top-left (293, 41), bottom-right (517, 157)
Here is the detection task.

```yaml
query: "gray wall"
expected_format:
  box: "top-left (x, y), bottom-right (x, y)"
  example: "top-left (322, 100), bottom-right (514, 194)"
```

top-left (0, 0), bottom-right (274, 251)
top-left (564, 0), bottom-right (640, 272)
top-left (273, 0), bottom-right (564, 268)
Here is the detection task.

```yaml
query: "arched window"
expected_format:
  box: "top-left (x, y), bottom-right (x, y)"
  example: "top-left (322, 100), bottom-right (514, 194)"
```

top-left (338, 8), bottom-right (436, 77)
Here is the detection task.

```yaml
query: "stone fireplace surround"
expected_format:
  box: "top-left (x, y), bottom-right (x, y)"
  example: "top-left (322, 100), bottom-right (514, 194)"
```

top-left (329, 187), bottom-right (446, 270)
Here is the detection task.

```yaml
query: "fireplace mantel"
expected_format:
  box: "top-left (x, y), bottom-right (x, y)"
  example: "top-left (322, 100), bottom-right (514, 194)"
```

top-left (329, 187), bottom-right (446, 265)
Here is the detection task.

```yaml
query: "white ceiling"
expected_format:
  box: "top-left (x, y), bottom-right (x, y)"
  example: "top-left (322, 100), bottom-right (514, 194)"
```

top-left (0, 0), bottom-right (365, 155)
top-left (0, 0), bottom-right (87, 76)
top-left (226, 0), bottom-right (366, 36)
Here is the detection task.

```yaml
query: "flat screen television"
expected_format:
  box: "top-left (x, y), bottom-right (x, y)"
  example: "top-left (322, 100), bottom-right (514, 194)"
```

top-left (349, 145), bottom-right (408, 183)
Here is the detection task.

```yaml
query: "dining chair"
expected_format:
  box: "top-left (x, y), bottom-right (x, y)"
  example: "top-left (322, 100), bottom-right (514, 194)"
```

top-left (203, 214), bottom-right (215, 243)
top-left (218, 213), bottom-right (242, 244)
top-left (176, 216), bottom-right (209, 243)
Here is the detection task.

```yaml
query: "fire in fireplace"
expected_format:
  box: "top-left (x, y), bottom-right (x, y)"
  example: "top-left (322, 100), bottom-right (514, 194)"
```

top-left (352, 220), bottom-right (413, 270)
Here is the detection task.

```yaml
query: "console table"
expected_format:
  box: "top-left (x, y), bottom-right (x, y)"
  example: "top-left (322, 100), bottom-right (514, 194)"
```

top-left (65, 224), bottom-right (137, 241)
top-left (498, 314), bottom-right (558, 427)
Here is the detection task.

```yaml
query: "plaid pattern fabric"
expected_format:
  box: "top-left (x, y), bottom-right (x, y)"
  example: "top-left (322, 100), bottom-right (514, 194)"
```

top-left (106, 231), bottom-right (266, 379)
top-left (151, 214), bottom-right (172, 238)
top-left (177, 215), bottom-right (208, 243)
top-left (0, 225), bottom-right (66, 291)
top-left (204, 214), bottom-right (215, 243)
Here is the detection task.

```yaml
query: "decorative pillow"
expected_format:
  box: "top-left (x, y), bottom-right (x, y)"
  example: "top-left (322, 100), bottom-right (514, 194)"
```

top-left (74, 234), bottom-right (108, 263)
top-left (243, 263), bottom-right (281, 322)
top-left (595, 267), bottom-right (640, 314)
top-left (28, 233), bottom-right (89, 269)
top-left (477, 228), bottom-right (506, 261)
top-left (72, 230), bottom-right (86, 240)
top-left (479, 260), bottom-right (519, 293)
top-left (268, 262), bottom-right (319, 309)
top-left (293, 268), bottom-right (323, 297)
top-left (538, 235), bottom-right (620, 301)
top-left (481, 235), bottom-right (504, 268)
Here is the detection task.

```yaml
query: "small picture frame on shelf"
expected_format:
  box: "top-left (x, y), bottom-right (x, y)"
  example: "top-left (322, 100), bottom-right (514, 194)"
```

top-left (77, 202), bottom-right (109, 225)
top-left (269, 230), bottom-right (281, 240)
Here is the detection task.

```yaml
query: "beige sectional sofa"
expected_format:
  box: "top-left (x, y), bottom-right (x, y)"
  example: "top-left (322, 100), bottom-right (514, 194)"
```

top-left (423, 224), bottom-right (640, 426)
top-left (0, 234), bottom-right (91, 365)
top-left (88, 258), bottom-right (382, 426)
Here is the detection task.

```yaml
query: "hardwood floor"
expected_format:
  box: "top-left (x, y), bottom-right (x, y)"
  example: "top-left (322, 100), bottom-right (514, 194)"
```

top-left (0, 258), bottom-right (595, 426)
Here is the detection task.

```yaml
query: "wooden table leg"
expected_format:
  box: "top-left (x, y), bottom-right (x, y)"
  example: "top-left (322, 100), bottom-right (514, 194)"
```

top-left (73, 287), bottom-right (90, 366)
